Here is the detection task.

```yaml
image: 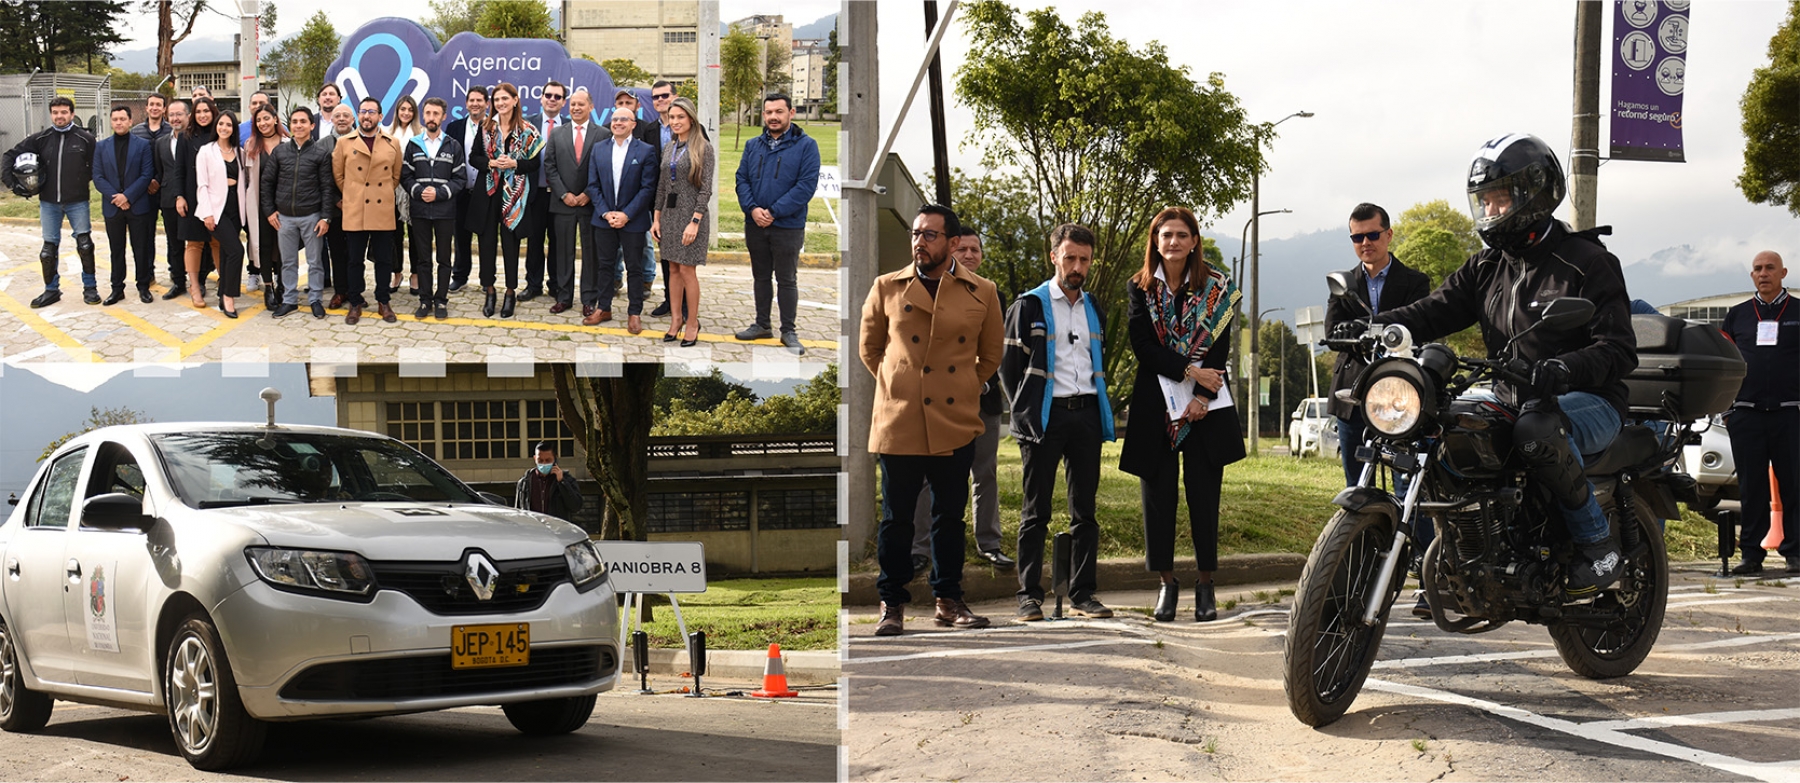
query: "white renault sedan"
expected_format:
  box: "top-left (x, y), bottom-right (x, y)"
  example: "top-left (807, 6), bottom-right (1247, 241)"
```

top-left (0, 423), bottom-right (619, 769)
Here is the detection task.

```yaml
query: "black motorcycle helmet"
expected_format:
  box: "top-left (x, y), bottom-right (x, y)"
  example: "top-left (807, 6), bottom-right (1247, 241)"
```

top-left (1466, 133), bottom-right (1565, 254)
top-left (11, 151), bottom-right (40, 198)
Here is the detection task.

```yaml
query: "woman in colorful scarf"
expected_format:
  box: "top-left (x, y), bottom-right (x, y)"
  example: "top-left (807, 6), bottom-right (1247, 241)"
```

top-left (475, 83), bottom-right (544, 318)
top-left (1118, 206), bottom-right (1247, 623)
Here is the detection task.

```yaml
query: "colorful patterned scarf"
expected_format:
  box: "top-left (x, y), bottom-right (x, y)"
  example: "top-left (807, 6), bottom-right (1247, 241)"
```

top-left (1145, 261), bottom-right (1240, 448)
top-left (485, 120), bottom-right (545, 231)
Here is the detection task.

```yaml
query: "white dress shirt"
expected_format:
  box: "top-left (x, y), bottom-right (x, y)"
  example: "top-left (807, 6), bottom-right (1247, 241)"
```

top-left (610, 136), bottom-right (630, 205)
top-left (1049, 284), bottom-right (1097, 397)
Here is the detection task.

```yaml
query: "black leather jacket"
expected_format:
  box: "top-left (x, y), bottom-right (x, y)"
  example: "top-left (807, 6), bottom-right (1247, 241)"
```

top-left (259, 136), bottom-right (339, 221)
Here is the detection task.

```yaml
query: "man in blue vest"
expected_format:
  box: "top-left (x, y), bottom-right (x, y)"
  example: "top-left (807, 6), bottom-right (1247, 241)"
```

top-left (1000, 223), bottom-right (1116, 621)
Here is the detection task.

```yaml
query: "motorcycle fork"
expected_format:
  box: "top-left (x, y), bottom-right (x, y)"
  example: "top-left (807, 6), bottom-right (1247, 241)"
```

top-left (1360, 454), bottom-right (1430, 627)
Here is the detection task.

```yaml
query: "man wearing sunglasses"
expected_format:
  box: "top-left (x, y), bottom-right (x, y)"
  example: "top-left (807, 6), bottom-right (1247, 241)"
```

top-left (1324, 202), bottom-right (1432, 487)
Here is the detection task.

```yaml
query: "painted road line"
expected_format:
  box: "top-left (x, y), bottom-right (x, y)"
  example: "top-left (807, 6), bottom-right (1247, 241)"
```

top-left (848, 637), bottom-right (1158, 666)
top-left (101, 307), bottom-right (184, 348)
top-left (1585, 707), bottom-right (1800, 732)
top-left (0, 288), bottom-right (85, 356)
top-left (1375, 631), bottom-right (1800, 670)
top-left (1667, 596), bottom-right (1782, 610)
top-left (1364, 678), bottom-right (1800, 783)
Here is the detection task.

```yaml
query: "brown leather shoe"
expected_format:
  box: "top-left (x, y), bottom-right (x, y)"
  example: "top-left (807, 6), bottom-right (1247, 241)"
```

top-left (595, 310), bottom-right (612, 324)
top-left (549, 300), bottom-right (571, 314)
top-left (582, 309), bottom-right (605, 326)
top-left (329, 293), bottom-right (345, 309)
top-left (874, 602), bottom-right (905, 637)
top-left (377, 302), bottom-right (396, 323)
top-left (345, 303), bottom-right (362, 325)
top-left (933, 598), bottom-right (990, 629)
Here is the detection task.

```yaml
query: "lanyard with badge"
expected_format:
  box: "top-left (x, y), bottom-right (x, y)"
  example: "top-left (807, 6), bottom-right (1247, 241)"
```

top-left (1757, 296), bottom-right (1787, 346)
top-left (666, 142), bottom-right (686, 209)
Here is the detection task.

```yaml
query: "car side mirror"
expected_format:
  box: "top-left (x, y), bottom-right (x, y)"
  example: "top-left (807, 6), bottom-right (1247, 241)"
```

top-left (81, 493), bottom-right (153, 531)
top-left (478, 491), bottom-right (510, 506)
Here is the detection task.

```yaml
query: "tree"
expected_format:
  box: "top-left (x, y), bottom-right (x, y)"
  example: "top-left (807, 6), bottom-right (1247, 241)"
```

top-left (720, 23), bottom-right (762, 145)
top-left (424, 0), bottom-right (489, 42)
top-left (948, 168), bottom-right (1047, 303)
top-left (553, 365), bottom-right (659, 540)
top-left (41, 407), bottom-right (152, 462)
top-left (653, 366), bottom-right (840, 436)
top-left (762, 39), bottom-right (793, 99)
top-left (0, 2), bottom-right (129, 74)
top-left (1739, 1), bottom-right (1800, 215)
top-left (1390, 199), bottom-right (1481, 287)
top-left (956, 1), bottom-right (1262, 412)
top-left (601, 57), bottom-right (653, 88)
top-left (1256, 321), bottom-right (1314, 437)
top-left (152, 0), bottom-right (209, 78)
top-left (105, 68), bottom-right (167, 93)
top-left (475, 0), bottom-right (556, 40)
top-left (654, 368), bottom-right (756, 411)
top-left (260, 2), bottom-right (278, 40)
top-left (264, 11), bottom-right (339, 98)
top-left (822, 27), bottom-right (839, 114)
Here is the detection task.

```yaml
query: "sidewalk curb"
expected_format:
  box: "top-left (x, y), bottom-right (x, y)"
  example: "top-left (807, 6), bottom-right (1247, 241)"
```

top-left (623, 648), bottom-right (838, 685)
top-left (843, 552), bottom-right (1308, 606)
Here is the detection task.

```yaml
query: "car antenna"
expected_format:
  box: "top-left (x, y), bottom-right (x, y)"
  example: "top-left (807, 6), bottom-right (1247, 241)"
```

top-left (256, 388), bottom-right (283, 449)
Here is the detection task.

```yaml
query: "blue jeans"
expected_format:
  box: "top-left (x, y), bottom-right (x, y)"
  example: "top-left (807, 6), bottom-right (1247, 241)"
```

top-left (1466, 389), bottom-right (1618, 543)
top-left (39, 200), bottom-right (93, 290)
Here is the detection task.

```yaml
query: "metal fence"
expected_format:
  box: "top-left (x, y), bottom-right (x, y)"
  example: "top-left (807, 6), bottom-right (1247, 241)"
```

top-left (0, 73), bottom-right (112, 152)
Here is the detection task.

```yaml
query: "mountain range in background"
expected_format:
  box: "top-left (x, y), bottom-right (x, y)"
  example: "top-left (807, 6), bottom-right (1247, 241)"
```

top-left (1200, 226), bottom-right (1756, 334)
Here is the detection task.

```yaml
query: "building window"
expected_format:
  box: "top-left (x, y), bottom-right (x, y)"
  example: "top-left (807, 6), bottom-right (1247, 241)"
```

top-left (664, 31), bottom-right (696, 43)
top-left (1666, 305), bottom-right (1726, 328)
top-left (386, 402), bottom-right (437, 459)
top-left (757, 487), bottom-right (837, 530)
top-left (648, 490), bottom-right (751, 532)
top-left (442, 400), bottom-right (522, 461)
top-left (524, 399), bottom-right (577, 458)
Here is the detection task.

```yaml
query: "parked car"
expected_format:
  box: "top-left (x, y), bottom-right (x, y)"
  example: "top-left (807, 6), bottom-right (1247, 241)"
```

top-left (1683, 413), bottom-right (1738, 511)
top-left (1288, 397), bottom-right (1339, 459)
top-left (0, 422), bottom-right (619, 770)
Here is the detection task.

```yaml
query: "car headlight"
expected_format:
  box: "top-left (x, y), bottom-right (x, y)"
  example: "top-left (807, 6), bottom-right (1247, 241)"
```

top-left (245, 547), bottom-right (374, 600)
top-left (565, 540), bottom-right (609, 591)
top-left (1363, 375), bottom-right (1423, 437)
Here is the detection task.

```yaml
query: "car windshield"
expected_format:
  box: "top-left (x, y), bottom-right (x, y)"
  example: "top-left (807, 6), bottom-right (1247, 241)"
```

top-left (151, 431), bottom-right (485, 509)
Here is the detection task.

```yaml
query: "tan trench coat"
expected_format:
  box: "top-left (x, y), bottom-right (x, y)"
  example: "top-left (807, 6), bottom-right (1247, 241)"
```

top-left (331, 132), bottom-right (403, 232)
top-left (860, 261), bottom-right (1004, 456)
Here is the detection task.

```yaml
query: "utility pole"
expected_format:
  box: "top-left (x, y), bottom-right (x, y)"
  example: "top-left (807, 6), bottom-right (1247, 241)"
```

top-left (237, 1), bottom-right (259, 114)
top-left (842, 0), bottom-right (878, 559)
top-left (924, 1), bottom-right (951, 206)
top-left (700, 1), bottom-right (721, 246)
top-left (1571, 0), bottom-right (1602, 231)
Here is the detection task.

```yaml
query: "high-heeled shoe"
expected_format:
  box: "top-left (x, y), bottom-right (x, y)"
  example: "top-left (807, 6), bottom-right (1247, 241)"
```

top-left (1195, 583), bottom-right (1217, 622)
top-left (481, 288), bottom-right (497, 318)
top-left (1154, 579), bottom-right (1179, 622)
top-left (680, 319), bottom-right (701, 348)
top-left (500, 290), bottom-right (517, 318)
top-left (219, 297), bottom-right (238, 319)
top-left (663, 325), bottom-right (680, 343)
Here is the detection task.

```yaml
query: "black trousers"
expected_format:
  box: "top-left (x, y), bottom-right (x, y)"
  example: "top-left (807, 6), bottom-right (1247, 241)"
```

top-left (209, 216), bottom-right (245, 297)
top-left (105, 210), bottom-right (155, 292)
top-left (453, 190), bottom-right (475, 285)
top-left (1017, 402), bottom-right (1103, 603)
top-left (876, 440), bottom-right (976, 606)
top-left (343, 230), bottom-right (394, 305)
top-left (159, 204), bottom-right (186, 287)
top-left (523, 190), bottom-right (551, 291)
top-left (1141, 451), bottom-right (1224, 573)
top-left (410, 217), bottom-right (455, 305)
top-left (1729, 407), bottom-right (1800, 561)
top-left (326, 222), bottom-right (347, 293)
top-left (255, 218), bottom-right (279, 286)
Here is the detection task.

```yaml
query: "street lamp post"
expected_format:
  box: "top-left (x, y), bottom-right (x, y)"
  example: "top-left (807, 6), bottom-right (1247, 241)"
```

top-left (1233, 208), bottom-right (1288, 424)
top-left (1260, 307), bottom-right (1285, 447)
top-left (1247, 110), bottom-right (1313, 454)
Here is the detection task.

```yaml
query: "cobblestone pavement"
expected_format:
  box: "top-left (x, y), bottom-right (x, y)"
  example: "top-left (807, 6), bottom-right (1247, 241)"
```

top-left (0, 224), bottom-right (841, 365)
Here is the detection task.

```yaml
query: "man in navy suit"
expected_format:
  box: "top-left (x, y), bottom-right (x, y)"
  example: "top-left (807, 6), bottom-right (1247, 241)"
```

top-left (93, 105), bottom-right (156, 305)
top-left (521, 80), bottom-right (568, 303)
top-left (583, 106), bottom-right (657, 331)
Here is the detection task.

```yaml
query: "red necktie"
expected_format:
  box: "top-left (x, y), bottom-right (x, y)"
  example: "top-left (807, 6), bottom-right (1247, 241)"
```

top-left (574, 125), bottom-right (583, 163)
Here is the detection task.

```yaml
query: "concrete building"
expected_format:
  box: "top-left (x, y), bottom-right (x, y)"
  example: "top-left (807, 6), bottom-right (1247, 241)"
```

top-left (563, 0), bottom-right (701, 83)
top-left (1661, 291), bottom-right (1765, 328)
top-left (313, 363), bottom-right (837, 575)
top-left (732, 13), bottom-right (793, 91)
top-left (791, 38), bottom-right (829, 118)
top-left (171, 59), bottom-right (281, 113)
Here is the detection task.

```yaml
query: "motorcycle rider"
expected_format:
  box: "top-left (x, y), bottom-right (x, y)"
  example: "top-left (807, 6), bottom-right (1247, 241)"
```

top-left (2, 96), bottom-right (98, 308)
top-left (1347, 133), bottom-right (1638, 597)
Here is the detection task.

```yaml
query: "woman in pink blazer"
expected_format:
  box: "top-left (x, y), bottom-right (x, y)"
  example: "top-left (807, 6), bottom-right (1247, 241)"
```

top-left (196, 110), bottom-right (249, 317)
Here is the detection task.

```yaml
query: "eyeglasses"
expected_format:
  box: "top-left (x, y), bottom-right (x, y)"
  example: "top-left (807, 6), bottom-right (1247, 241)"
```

top-left (1349, 230), bottom-right (1386, 245)
top-left (358, 108), bottom-right (381, 115)
top-left (910, 229), bottom-right (945, 243)
top-left (652, 92), bottom-right (673, 101)
top-left (544, 93), bottom-right (565, 101)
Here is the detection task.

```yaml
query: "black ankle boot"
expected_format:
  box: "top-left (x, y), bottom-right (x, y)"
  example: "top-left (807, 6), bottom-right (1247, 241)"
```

top-left (1195, 583), bottom-right (1217, 622)
top-left (482, 288), bottom-right (497, 317)
top-left (1154, 579), bottom-right (1179, 623)
top-left (500, 290), bottom-right (516, 318)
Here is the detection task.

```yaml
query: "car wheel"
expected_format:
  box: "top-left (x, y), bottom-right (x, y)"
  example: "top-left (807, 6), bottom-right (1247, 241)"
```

top-left (0, 619), bottom-right (53, 732)
top-left (503, 695), bottom-right (596, 735)
top-left (164, 614), bottom-right (266, 770)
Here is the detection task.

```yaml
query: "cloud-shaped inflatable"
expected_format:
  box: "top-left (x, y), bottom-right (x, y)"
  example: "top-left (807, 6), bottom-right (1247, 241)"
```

top-left (324, 18), bottom-right (660, 125)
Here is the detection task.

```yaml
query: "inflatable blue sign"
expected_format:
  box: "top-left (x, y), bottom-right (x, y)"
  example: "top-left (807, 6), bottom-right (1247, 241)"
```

top-left (323, 18), bottom-right (660, 125)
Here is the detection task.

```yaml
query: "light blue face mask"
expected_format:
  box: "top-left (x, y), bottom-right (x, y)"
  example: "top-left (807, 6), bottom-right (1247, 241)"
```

top-left (536, 463), bottom-right (554, 474)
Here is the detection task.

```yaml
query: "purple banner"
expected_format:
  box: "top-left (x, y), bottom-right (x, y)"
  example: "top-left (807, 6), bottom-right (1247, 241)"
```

top-left (323, 18), bottom-right (660, 126)
top-left (1610, 0), bottom-right (1688, 162)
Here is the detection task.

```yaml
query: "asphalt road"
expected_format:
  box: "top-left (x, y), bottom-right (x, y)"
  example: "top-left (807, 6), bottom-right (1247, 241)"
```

top-left (844, 561), bottom-right (1800, 782)
top-left (0, 673), bottom-right (840, 781)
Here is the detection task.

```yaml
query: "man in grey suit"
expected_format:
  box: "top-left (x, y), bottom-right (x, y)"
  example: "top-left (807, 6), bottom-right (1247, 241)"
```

top-left (151, 99), bottom-right (190, 299)
top-left (543, 88), bottom-right (601, 317)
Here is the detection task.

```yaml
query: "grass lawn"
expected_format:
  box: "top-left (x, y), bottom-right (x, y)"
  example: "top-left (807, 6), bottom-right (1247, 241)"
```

top-left (631, 576), bottom-right (836, 651)
top-left (0, 189), bottom-right (103, 220)
top-left (857, 440), bottom-right (1717, 568)
top-left (714, 121), bottom-right (839, 255)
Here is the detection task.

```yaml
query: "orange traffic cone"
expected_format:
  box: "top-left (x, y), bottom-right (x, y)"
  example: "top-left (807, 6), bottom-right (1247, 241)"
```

top-left (1764, 468), bottom-right (1786, 550)
top-left (749, 643), bottom-right (799, 698)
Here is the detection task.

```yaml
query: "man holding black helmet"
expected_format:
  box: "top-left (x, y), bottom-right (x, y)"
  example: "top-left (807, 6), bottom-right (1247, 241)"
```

top-left (1339, 133), bottom-right (1637, 597)
top-left (2, 96), bottom-right (98, 308)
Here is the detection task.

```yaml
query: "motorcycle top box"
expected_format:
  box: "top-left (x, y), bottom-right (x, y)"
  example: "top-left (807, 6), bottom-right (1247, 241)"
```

top-left (1624, 313), bottom-right (1746, 420)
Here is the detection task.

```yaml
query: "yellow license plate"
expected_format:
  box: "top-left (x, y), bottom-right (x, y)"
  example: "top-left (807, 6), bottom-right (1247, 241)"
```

top-left (450, 623), bottom-right (530, 669)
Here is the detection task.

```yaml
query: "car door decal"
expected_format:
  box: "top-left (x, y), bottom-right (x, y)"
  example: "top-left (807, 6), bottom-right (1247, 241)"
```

top-left (83, 560), bottom-right (120, 653)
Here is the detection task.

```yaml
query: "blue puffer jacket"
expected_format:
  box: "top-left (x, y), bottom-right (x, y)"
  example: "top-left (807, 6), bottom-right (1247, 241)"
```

top-left (734, 124), bottom-right (820, 230)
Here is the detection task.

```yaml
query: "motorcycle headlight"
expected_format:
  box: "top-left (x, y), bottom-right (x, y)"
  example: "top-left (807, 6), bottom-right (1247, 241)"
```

top-left (565, 540), bottom-right (609, 591)
top-left (1363, 375), bottom-right (1424, 437)
top-left (245, 547), bottom-right (375, 600)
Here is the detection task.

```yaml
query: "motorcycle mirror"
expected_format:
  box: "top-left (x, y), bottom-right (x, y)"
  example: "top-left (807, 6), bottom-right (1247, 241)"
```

top-left (1325, 271), bottom-right (1352, 299)
top-left (1534, 297), bottom-right (1595, 332)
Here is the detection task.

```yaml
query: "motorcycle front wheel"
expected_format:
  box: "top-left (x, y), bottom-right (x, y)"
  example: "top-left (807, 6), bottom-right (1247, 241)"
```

top-left (1284, 508), bottom-right (1406, 727)
top-left (1548, 499), bottom-right (1669, 678)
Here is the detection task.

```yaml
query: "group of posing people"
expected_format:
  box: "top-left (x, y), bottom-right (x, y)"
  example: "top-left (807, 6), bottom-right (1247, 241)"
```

top-left (860, 133), bottom-right (1682, 634)
top-left (1, 84), bottom-right (820, 353)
